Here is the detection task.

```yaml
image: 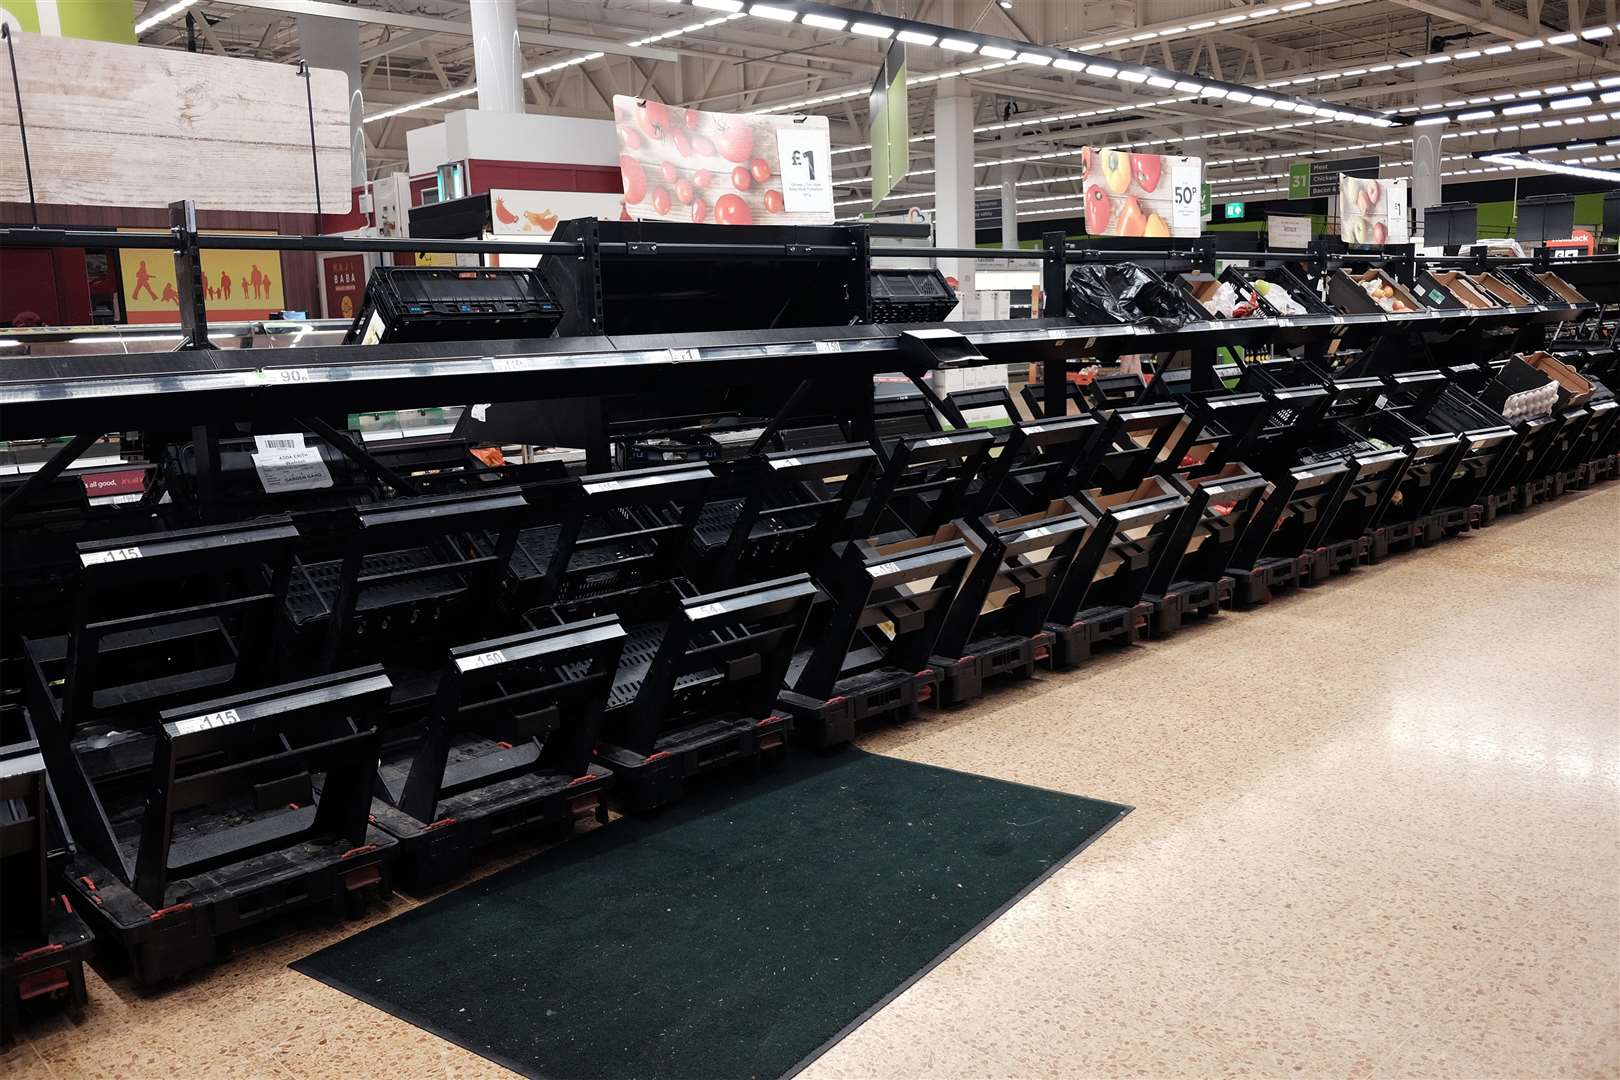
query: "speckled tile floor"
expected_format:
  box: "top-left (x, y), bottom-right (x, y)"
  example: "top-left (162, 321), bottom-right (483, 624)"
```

top-left (3, 485), bottom-right (1616, 1080)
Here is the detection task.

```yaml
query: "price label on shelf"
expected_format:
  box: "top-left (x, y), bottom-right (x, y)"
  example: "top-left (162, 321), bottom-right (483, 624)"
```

top-left (814, 340), bottom-right (841, 354)
top-left (669, 348), bottom-right (700, 362)
top-left (492, 356), bottom-right (527, 372)
top-left (82, 546), bottom-right (142, 566)
top-left (266, 367), bottom-right (310, 384)
top-left (457, 649), bottom-right (508, 673)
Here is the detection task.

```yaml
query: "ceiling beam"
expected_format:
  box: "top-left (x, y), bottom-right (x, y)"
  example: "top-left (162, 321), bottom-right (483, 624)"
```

top-left (214, 0), bottom-right (678, 62)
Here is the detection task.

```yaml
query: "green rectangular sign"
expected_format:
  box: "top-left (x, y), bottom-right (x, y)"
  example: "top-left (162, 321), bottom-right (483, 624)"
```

top-left (869, 43), bottom-right (908, 208)
top-left (1223, 201), bottom-right (1246, 220)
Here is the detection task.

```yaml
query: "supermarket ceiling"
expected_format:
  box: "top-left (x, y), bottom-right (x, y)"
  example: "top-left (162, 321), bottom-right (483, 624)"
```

top-left (131, 0), bottom-right (1620, 208)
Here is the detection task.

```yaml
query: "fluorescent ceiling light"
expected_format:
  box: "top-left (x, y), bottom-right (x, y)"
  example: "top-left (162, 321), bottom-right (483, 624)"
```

top-left (1226, 90), bottom-right (1253, 103)
top-left (897, 29), bottom-right (936, 44)
top-left (850, 20), bottom-right (893, 37)
top-left (1085, 62), bottom-right (1118, 76)
top-left (134, 0), bottom-right (195, 33)
top-left (1457, 109), bottom-right (1494, 121)
top-left (1174, 80), bottom-right (1202, 92)
top-left (1052, 57), bottom-right (1085, 71)
top-left (1424, 54), bottom-right (1451, 64)
top-left (1397, 59), bottom-right (1423, 68)
top-left (1015, 51), bottom-right (1052, 65)
top-left (1117, 70), bottom-right (1149, 83)
top-left (695, 0), bottom-right (743, 8)
top-left (1514, 38), bottom-right (1544, 49)
top-left (1581, 26), bottom-right (1614, 38)
top-left (1483, 44), bottom-right (1512, 54)
top-left (1130, 31), bottom-right (1159, 41)
top-left (1271, 99), bottom-right (1299, 111)
top-left (749, 3), bottom-right (798, 19)
top-left (1104, 36), bottom-right (1132, 46)
top-left (801, 12), bottom-right (847, 29)
top-left (1204, 87), bottom-right (1230, 99)
top-left (1146, 75), bottom-right (1176, 88)
top-left (1452, 49), bottom-right (1480, 59)
top-left (1546, 32), bottom-right (1578, 44)
top-left (1368, 63), bottom-right (1394, 72)
top-left (979, 44), bottom-right (1018, 59)
top-left (1503, 102), bottom-right (1543, 115)
top-left (1603, 89), bottom-right (1620, 103)
top-left (1414, 115), bottom-right (1449, 126)
top-left (1551, 95), bottom-right (1592, 109)
top-left (1248, 93), bottom-right (1276, 106)
top-left (938, 36), bottom-right (978, 51)
top-left (1188, 19), bottom-right (1219, 28)
top-left (1217, 13), bottom-right (1250, 23)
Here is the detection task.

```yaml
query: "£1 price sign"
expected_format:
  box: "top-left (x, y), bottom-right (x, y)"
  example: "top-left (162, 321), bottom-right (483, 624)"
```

top-left (775, 125), bottom-right (835, 218)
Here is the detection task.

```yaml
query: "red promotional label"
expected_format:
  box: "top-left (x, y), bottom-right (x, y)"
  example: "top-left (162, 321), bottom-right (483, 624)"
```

top-left (81, 470), bottom-right (145, 496)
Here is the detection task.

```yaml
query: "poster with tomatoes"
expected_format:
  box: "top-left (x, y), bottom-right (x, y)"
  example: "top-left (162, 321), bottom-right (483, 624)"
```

top-left (613, 96), bottom-right (835, 226)
top-left (489, 189), bottom-right (629, 238)
top-left (1079, 149), bottom-right (1203, 239)
top-left (1337, 176), bottom-right (1409, 246)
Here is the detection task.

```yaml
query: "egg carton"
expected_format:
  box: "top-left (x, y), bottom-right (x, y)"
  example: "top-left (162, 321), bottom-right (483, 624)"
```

top-left (1501, 382), bottom-right (1559, 421)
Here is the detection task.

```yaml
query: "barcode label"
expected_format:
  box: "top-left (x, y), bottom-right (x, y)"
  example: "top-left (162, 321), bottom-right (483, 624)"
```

top-left (814, 340), bottom-right (841, 353)
top-left (254, 433), bottom-right (304, 454)
top-left (457, 648), bottom-right (508, 672)
top-left (82, 546), bottom-right (142, 566)
top-left (172, 708), bottom-right (242, 736)
top-left (669, 348), bottom-right (700, 362)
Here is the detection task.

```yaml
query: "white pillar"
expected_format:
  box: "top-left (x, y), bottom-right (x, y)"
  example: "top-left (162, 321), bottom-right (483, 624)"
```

top-left (1411, 130), bottom-right (1443, 238)
top-left (297, 15), bottom-right (366, 188)
top-left (1000, 170), bottom-right (1018, 250)
top-left (469, 0), bottom-right (524, 114)
top-left (935, 79), bottom-right (976, 321)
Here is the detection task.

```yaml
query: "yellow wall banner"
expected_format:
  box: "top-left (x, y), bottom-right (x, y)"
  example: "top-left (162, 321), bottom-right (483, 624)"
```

top-left (118, 232), bottom-right (286, 324)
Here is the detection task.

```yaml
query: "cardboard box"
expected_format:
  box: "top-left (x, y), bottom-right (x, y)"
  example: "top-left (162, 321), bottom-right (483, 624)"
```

top-left (1520, 351), bottom-right (1594, 408)
top-left (1469, 273), bottom-right (1532, 307)
top-left (1533, 272), bottom-right (1588, 305)
top-left (1419, 271), bottom-right (1497, 310)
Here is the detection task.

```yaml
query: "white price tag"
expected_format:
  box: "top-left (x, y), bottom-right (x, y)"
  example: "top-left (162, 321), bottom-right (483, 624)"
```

top-left (688, 602), bottom-right (730, 620)
top-left (252, 446), bottom-right (333, 493)
top-left (669, 348), bottom-right (699, 362)
top-left (457, 648), bottom-right (508, 672)
top-left (267, 367), bottom-right (310, 384)
top-left (1025, 525), bottom-right (1052, 540)
top-left (492, 357), bottom-right (526, 372)
top-left (1169, 157), bottom-right (1202, 236)
top-left (172, 708), bottom-right (242, 736)
top-left (82, 546), bottom-right (142, 566)
top-left (773, 457), bottom-right (802, 469)
top-left (814, 340), bottom-right (841, 354)
top-left (870, 561), bottom-right (900, 578)
top-left (775, 124), bottom-right (834, 217)
top-left (583, 479), bottom-right (622, 493)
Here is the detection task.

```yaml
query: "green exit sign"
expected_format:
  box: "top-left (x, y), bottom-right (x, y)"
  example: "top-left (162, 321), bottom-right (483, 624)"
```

top-left (1223, 201), bottom-right (1247, 220)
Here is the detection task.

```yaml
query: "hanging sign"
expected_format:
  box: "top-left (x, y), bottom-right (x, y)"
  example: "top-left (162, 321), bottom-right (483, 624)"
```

top-left (1080, 149), bottom-right (1203, 237)
top-left (613, 96), bottom-right (834, 225)
top-left (1338, 176), bottom-right (1410, 245)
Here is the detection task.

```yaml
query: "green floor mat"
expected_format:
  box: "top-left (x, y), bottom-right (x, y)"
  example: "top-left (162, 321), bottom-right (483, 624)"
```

top-left (293, 748), bottom-right (1128, 1080)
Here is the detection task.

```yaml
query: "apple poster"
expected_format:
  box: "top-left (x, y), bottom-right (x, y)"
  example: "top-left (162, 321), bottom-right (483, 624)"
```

top-left (1079, 149), bottom-right (1203, 239)
top-left (613, 96), bottom-right (835, 226)
top-left (1338, 176), bottom-right (1410, 246)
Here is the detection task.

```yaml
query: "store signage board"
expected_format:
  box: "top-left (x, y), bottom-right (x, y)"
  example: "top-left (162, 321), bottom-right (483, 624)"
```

top-left (869, 41), bottom-right (908, 209)
top-left (1268, 215), bottom-right (1313, 250)
top-left (1289, 156), bottom-right (1379, 200)
top-left (613, 96), bottom-right (834, 225)
top-left (118, 228), bottom-right (286, 324)
top-left (1338, 177), bottom-right (1410, 245)
top-left (1223, 201), bottom-right (1246, 220)
top-left (1079, 149), bottom-right (1203, 237)
top-left (0, 32), bottom-right (348, 211)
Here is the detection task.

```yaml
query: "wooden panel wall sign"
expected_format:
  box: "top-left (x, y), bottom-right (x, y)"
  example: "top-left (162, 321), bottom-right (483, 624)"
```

top-left (0, 32), bottom-right (349, 213)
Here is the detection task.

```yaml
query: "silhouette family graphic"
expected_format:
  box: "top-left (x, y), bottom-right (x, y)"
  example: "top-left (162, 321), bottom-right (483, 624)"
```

top-left (129, 260), bottom-right (276, 306)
